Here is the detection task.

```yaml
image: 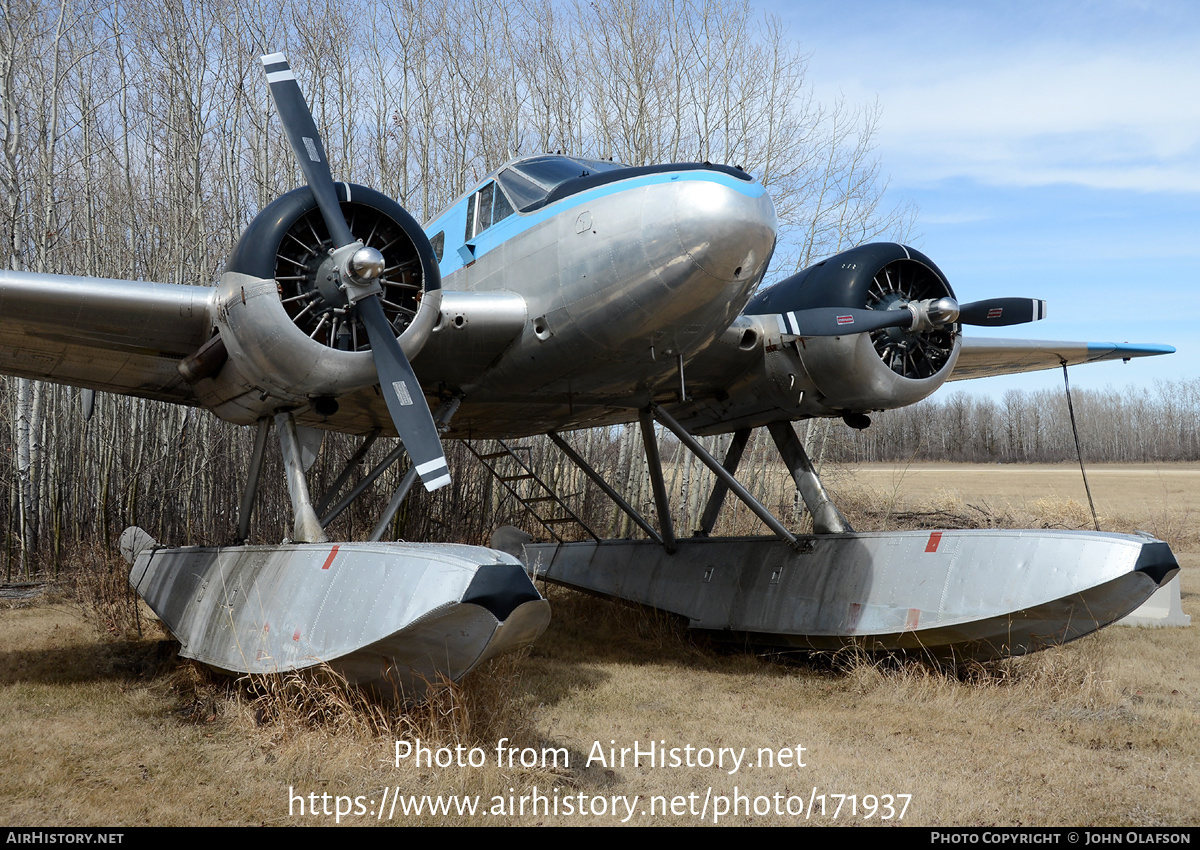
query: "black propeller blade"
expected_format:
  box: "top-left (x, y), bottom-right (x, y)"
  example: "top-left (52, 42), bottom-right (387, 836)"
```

top-left (261, 53), bottom-right (353, 248)
top-left (357, 296), bottom-right (451, 489)
top-left (261, 52), bottom-right (451, 492)
top-left (773, 297), bottom-right (1047, 337)
top-left (777, 306), bottom-right (915, 337)
top-left (957, 298), bottom-right (1048, 327)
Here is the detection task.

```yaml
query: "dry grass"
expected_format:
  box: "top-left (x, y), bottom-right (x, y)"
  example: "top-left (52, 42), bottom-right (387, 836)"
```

top-left (831, 631), bottom-right (1119, 706)
top-left (233, 651), bottom-right (545, 751)
top-left (842, 461), bottom-right (1200, 548)
top-left (69, 544), bottom-right (150, 641)
top-left (2, 463), bottom-right (1197, 826)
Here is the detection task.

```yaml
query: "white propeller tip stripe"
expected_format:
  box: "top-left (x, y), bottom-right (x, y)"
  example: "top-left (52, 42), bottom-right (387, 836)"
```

top-left (422, 474), bottom-right (452, 492)
top-left (260, 52), bottom-right (287, 65)
top-left (416, 458), bottom-right (448, 476)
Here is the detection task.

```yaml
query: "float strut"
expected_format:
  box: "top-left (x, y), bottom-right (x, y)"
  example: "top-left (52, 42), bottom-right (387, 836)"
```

top-left (767, 420), bottom-right (852, 534)
top-left (275, 410), bottom-right (328, 543)
top-left (547, 431), bottom-right (663, 544)
top-left (697, 427), bottom-right (751, 536)
top-left (236, 417), bottom-right (271, 543)
top-left (365, 398), bottom-right (460, 541)
top-left (315, 431), bottom-right (379, 516)
top-left (639, 406), bottom-right (676, 553)
top-left (651, 408), bottom-right (797, 547)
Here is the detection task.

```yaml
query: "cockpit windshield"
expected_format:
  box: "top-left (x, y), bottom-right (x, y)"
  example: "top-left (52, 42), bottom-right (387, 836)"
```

top-left (496, 156), bottom-right (627, 212)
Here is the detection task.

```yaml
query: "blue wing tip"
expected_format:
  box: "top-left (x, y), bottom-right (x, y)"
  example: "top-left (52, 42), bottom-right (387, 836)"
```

top-left (1088, 342), bottom-right (1176, 357)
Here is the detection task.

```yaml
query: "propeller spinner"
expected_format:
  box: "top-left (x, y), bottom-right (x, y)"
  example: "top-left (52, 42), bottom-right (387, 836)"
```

top-left (261, 52), bottom-right (450, 492)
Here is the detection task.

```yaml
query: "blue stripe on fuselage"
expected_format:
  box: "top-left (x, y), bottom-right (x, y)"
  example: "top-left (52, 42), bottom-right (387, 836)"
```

top-left (425, 167), bottom-right (766, 280)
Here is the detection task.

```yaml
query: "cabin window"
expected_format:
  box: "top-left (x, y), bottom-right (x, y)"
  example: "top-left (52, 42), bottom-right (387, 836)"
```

top-left (430, 230), bottom-right (445, 263)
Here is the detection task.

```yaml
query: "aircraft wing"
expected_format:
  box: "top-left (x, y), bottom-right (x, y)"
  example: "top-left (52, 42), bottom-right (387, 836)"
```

top-left (949, 337), bottom-right (1176, 382)
top-left (0, 270), bottom-right (212, 404)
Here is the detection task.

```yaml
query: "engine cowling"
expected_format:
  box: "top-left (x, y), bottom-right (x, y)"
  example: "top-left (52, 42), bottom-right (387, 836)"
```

top-left (197, 183), bottom-right (441, 422)
top-left (746, 243), bottom-right (961, 414)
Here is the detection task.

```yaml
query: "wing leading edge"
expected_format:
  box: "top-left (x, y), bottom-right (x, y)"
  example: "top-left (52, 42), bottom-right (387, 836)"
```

top-left (950, 337), bottom-right (1176, 382)
top-left (0, 270), bottom-right (212, 404)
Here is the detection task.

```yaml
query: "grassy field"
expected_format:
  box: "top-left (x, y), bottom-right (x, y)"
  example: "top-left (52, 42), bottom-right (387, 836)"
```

top-left (1, 463), bottom-right (1196, 827)
top-left (847, 462), bottom-right (1199, 543)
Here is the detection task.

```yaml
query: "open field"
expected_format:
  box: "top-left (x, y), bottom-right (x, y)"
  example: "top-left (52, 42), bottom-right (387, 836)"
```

top-left (826, 462), bottom-right (1199, 553)
top-left (1, 463), bottom-right (1197, 827)
top-left (848, 462), bottom-right (1200, 535)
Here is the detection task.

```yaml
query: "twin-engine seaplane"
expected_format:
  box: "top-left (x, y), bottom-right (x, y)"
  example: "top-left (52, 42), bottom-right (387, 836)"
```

top-left (0, 54), bottom-right (1179, 691)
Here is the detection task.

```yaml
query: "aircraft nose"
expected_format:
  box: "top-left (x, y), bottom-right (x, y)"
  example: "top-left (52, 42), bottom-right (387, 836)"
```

top-left (673, 175), bottom-right (777, 283)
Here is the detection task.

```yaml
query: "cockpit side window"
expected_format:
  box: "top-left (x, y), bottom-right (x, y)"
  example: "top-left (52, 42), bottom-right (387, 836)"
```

top-left (493, 186), bottom-right (514, 223)
top-left (477, 182), bottom-right (494, 232)
top-left (464, 181), bottom-right (515, 241)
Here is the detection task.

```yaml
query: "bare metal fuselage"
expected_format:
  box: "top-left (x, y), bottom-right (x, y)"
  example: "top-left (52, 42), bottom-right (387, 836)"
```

top-left (404, 167), bottom-right (783, 438)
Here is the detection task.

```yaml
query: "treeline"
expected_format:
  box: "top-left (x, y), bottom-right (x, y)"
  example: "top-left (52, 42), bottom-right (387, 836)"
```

top-left (3, 377), bottom-right (1198, 582)
top-left (812, 380), bottom-right (1200, 464)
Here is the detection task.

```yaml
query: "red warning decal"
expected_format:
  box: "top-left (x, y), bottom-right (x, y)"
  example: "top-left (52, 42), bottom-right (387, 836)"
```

top-left (322, 544), bottom-right (340, 570)
top-left (925, 531), bottom-right (942, 552)
top-left (846, 602), bottom-right (862, 631)
top-left (836, 315), bottom-right (854, 325)
top-left (987, 307), bottom-right (1003, 319)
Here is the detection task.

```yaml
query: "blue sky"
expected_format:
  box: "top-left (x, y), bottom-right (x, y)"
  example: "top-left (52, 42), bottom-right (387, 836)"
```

top-left (756, 0), bottom-right (1200, 398)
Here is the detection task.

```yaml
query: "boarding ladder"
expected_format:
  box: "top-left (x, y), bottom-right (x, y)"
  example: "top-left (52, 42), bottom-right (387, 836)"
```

top-left (465, 439), bottom-right (600, 543)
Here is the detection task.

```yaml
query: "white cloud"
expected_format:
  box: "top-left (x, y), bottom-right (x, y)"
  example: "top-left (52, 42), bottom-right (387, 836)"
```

top-left (876, 49), bottom-right (1200, 190)
top-left (799, 8), bottom-right (1200, 193)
